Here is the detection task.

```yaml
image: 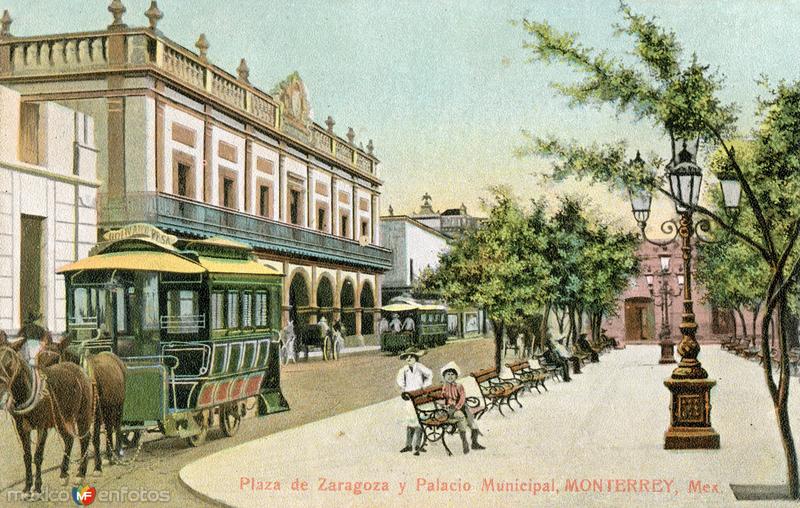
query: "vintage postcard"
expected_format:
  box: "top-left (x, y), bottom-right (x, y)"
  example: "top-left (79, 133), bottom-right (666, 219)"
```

top-left (0, 1), bottom-right (799, 507)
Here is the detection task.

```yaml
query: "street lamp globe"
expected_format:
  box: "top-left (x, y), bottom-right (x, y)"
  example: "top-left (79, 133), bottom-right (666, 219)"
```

top-left (659, 254), bottom-right (670, 273)
top-left (667, 138), bottom-right (703, 213)
top-left (677, 273), bottom-right (685, 288)
top-left (645, 272), bottom-right (654, 289)
top-left (717, 147), bottom-right (742, 214)
top-left (627, 152), bottom-right (652, 226)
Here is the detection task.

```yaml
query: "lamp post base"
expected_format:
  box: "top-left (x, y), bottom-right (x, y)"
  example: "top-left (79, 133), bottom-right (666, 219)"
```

top-left (664, 377), bottom-right (719, 449)
top-left (658, 339), bottom-right (676, 364)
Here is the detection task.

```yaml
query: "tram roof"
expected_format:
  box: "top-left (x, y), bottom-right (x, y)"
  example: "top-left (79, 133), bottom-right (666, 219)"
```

top-left (56, 250), bottom-right (206, 274)
top-left (197, 257), bottom-right (282, 276)
top-left (382, 303), bottom-right (446, 312)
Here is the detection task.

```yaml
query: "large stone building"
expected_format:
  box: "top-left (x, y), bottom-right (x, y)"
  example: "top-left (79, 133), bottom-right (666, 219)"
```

top-left (0, 3), bottom-right (391, 339)
top-left (0, 84), bottom-right (98, 334)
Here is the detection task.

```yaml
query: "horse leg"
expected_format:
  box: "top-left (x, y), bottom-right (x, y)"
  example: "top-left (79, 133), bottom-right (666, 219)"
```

top-left (60, 432), bottom-right (74, 485)
top-left (77, 419), bottom-right (91, 480)
top-left (33, 428), bottom-right (48, 496)
top-left (104, 408), bottom-right (116, 464)
top-left (92, 402), bottom-right (103, 473)
top-left (15, 421), bottom-right (33, 496)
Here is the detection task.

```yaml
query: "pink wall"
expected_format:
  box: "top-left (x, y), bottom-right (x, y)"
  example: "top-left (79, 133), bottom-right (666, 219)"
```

top-left (602, 240), bottom-right (765, 347)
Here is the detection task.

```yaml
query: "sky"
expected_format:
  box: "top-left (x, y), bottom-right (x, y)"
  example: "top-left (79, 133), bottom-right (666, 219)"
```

top-left (5, 0), bottom-right (800, 228)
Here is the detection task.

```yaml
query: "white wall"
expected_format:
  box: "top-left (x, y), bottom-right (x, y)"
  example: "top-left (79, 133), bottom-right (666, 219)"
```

top-left (0, 85), bottom-right (98, 334)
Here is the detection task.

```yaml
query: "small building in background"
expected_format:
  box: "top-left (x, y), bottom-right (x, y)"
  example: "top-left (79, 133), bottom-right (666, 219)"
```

top-left (380, 212), bottom-right (485, 339)
top-left (409, 193), bottom-right (481, 239)
top-left (0, 85), bottom-right (98, 335)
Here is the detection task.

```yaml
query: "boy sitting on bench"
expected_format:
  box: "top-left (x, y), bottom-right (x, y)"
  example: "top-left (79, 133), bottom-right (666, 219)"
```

top-left (440, 361), bottom-right (485, 454)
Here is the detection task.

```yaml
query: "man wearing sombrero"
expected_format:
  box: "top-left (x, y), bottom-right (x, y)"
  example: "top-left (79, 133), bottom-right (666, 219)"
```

top-left (396, 347), bottom-right (432, 455)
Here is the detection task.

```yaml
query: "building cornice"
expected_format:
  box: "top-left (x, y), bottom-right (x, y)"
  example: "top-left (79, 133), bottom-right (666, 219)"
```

top-left (0, 158), bottom-right (101, 188)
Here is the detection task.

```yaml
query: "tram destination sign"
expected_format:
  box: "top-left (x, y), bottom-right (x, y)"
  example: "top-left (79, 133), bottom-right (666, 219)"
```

top-left (103, 223), bottom-right (178, 247)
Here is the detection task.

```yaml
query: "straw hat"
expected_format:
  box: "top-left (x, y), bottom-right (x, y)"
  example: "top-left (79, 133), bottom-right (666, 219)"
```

top-left (399, 347), bottom-right (426, 360)
top-left (440, 361), bottom-right (461, 378)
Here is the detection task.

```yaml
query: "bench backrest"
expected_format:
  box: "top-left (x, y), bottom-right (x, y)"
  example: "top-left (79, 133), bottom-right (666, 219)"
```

top-left (505, 360), bottom-right (529, 373)
top-left (471, 367), bottom-right (499, 385)
top-left (402, 385), bottom-right (444, 406)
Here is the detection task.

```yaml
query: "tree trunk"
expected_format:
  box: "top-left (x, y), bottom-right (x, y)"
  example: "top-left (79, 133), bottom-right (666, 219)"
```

top-left (736, 307), bottom-right (747, 341)
top-left (540, 302), bottom-right (552, 352)
top-left (491, 319), bottom-right (504, 373)
top-left (752, 303), bottom-right (761, 347)
top-left (567, 306), bottom-right (576, 345)
top-left (761, 288), bottom-right (799, 499)
top-left (778, 297), bottom-right (799, 498)
top-left (555, 307), bottom-right (566, 335)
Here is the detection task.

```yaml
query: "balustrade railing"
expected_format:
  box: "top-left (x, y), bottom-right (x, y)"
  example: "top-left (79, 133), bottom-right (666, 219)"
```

top-left (8, 34), bottom-right (108, 73)
top-left (0, 28), bottom-right (376, 177)
top-left (98, 192), bottom-right (392, 270)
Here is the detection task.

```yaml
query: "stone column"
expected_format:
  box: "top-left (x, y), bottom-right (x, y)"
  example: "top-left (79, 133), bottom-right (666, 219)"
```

top-left (244, 135), bottom-right (253, 213)
top-left (202, 105), bottom-right (213, 203)
top-left (308, 265), bottom-right (318, 324)
top-left (333, 269), bottom-right (342, 322)
top-left (281, 261), bottom-right (290, 328)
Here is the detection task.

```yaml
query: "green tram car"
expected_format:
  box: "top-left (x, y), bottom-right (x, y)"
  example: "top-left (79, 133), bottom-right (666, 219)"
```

top-left (380, 302), bottom-right (448, 354)
top-left (57, 224), bottom-right (288, 446)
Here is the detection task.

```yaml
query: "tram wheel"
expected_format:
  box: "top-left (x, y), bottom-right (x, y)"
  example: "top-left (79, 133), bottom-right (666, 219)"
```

top-left (119, 430), bottom-right (141, 450)
top-left (186, 410), bottom-right (209, 447)
top-left (220, 403), bottom-right (242, 437)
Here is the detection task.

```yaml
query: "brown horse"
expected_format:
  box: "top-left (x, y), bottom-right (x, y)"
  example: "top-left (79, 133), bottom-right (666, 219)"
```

top-left (0, 341), bottom-right (96, 498)
top-left (36, 333), bottom-right (127, 466)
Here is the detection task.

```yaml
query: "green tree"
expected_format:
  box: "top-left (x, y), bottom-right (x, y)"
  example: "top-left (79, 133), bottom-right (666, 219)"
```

top-left (518, 3), bottom-right (800, 496)
top-left (422, 189), bottom-right (552, 371)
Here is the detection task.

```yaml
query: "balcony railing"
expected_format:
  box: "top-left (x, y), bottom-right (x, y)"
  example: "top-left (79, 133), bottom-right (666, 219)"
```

top-left (0, 29), bottom-right (377, 179)
top-left (98, 192), bottom-right (392, 272)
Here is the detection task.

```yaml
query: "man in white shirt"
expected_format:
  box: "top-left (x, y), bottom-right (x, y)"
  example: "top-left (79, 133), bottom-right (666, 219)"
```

top-left (396, 348), bottom-right (432, 455)
top-left (402, 315), bottom-right (416, 332)
top-left (389, 314), bottom-right (402, 333)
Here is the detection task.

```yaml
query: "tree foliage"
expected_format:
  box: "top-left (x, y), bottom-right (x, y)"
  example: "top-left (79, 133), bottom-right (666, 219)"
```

top-left (517, 1), bottom-right (800, 496)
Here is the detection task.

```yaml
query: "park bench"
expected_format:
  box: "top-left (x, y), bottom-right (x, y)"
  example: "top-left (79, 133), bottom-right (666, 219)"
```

top-left (570, 344), bottom-right (591, 367)
top-left (577, 337), bottom-right (601, 362)
top-left (401, 385), bottom-right (482, 456)
top-left (505, 359), bottom-right (548, 394)
top-left (719, 335), bottom-right (735, 348)
top-left (532, 353), bottom-right (562, 382)
top-left (470, 367), bottom-right (524, 418)
top-left (724, 337), bottom-right (747, 353)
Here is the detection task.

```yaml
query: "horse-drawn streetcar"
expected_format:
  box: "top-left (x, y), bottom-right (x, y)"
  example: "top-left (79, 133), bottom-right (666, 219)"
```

top-left (57, 224), bottom-right (289, 447)
top-left (380, 300), bottom-right (448, 354)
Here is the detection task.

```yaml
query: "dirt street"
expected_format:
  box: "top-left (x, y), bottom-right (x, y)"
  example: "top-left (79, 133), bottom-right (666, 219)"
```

top-left (0, 338), bottom-right (494, 507)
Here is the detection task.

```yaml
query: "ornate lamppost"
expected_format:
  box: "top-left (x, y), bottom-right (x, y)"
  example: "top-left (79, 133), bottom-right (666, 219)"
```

top-left (644, 254), bottom-right (684, 364)
top-left (628, 138), bottom-right (741, 450)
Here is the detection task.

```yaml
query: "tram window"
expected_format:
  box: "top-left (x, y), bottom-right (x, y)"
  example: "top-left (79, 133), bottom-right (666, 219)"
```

top-left (115, 287), bottom-right (133, 334)
top-left (71, 287), bottom-right (97, 325)
top-left (211, 292), bottom-right (225, 329)
top-left (166, 290), bottom-right (200, 333)
top-left (140, 273), bottom-right (159, 331)
top-left (241, 292), bottom-right (253, 328)
top-left (227, 292), bottom-right (240, 329)
top-left (254, 291), bottom-right (268, 327)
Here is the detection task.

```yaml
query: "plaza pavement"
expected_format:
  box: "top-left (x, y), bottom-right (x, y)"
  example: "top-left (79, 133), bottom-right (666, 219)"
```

top-left (180, 345), bottom-right (799, 507)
